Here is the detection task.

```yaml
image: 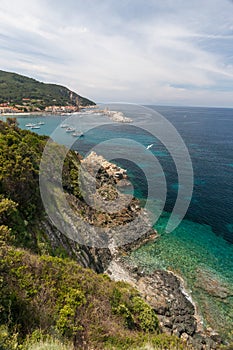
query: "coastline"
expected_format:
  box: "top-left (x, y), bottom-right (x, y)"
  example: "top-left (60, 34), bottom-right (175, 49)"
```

top-left (0, 107), bottom-right (133, 123)
top-left (82, 152), bottom-right (223, 349)
top-left (4, 111), bottom-right (226, 348)
top-left (106, 240), bottom-right (222, 349)
top-left (0, 112), bottom-right (45, 116)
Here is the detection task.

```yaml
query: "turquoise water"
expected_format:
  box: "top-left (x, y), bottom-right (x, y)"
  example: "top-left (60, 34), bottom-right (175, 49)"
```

top-left (129, 214), bottom-right (233, 338)
top-left (2, 106), bottom-right (233, 339)
top-left (2, 114), bottom-right (74, 146)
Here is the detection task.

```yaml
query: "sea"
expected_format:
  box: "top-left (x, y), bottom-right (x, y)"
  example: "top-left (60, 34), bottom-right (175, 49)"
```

top-left (1, 105), bottom-right (233, 339)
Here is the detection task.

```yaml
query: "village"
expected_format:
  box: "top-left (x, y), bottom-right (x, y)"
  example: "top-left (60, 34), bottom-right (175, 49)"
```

top-left (0, 99), bottom-right (81, 114)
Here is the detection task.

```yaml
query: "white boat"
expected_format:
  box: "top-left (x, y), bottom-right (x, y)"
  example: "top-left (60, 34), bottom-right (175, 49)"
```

top-left (72, 130), bottom-right (84, 137)
top-left (61, 124), bottom-right (69, 128)
top-left (31, 125), bottom-right (41, 129)
top-left (37, 121), bottom-right (45, 125)
top-left (25, 123), bottom-right (35, 127)
top-left (66, 127), bottom-right (75, 133)
top-left (146, 144), bottom-right (153, 150)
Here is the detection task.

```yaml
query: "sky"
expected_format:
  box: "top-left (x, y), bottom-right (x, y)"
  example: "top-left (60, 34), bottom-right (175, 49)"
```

top-left (0, 0), bottom-right (233, 106)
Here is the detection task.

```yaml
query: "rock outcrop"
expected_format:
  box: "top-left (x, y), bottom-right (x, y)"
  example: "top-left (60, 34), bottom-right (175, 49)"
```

top-left (41, 151), bottom-right (223, 349)
top-left (106, 259), bottom-right (223, 350)
top-left (40, 218), bottom-right (111, 273)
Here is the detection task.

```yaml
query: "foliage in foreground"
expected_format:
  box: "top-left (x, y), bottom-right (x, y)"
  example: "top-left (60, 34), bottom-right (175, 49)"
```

top-left (0, 120), bottom-right (81, 255)
top-left (0, 120), bottom-right (190, 349)
top-left (0, 241), bottom-right (193, 350)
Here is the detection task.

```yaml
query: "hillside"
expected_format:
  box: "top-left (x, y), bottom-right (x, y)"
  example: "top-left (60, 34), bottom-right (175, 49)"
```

top-left (0, 70), bottom-right (95, 110)
top-left (0, 119), bottom-right (189, 350)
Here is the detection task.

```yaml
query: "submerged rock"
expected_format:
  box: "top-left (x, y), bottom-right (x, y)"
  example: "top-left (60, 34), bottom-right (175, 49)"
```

top-left (195, 267), bottom-right (233, 299)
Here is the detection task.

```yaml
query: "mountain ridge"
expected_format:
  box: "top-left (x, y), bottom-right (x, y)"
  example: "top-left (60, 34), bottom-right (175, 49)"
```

top-left (0, 70), bottom-right (95, 110)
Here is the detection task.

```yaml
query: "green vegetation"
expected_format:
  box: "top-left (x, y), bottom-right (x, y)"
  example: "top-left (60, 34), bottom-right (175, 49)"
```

top-left (0, 120), bottom-right (191, 349)
top-left (0, 245), bottom-right (161, 349)
top-left (0, 70), bottom-right (95, 109)
top-left (0, 119), bottom-right (83, 254)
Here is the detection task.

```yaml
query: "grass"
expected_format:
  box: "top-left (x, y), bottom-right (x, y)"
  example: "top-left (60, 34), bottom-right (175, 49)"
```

top-left (24, 339), bottom-right (73, 350)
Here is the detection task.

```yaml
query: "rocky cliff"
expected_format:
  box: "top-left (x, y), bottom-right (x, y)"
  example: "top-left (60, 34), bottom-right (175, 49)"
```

top-left (40, 151), bottom-right (223, 350)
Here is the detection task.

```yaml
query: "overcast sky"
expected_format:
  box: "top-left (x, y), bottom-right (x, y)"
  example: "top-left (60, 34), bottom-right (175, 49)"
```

top-left (0, 0), bottom-right (233, 106)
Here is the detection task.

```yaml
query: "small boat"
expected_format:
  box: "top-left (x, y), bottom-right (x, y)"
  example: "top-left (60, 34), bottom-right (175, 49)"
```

top-left (146, 144), bottom-right (153, 150)
top-left (61, 124), bottom-right (69, 128)
top-left (31, 125), bottom-right (41, 129)
top-left (72, 130), bottom-right (84, 137)
top-left (37, 121), bottom-right (45, 125)
top-left (25, 123), bottom-right (35, 127)
top-left (72, 131), bottom-right (84, 137)
top-left (66, 127), bottom-right (75, 133)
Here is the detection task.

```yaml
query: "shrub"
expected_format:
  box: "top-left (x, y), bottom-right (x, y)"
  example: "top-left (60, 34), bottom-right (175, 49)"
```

top-left (131, 296), bottom-right (159, 332)
top-left (0, 325), bottom-right (18, 350)
top-left (111, 287), bottom-right (159, 333)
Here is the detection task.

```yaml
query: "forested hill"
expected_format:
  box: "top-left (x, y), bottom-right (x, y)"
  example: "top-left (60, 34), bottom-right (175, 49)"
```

top-left (0, 70), bottom-right (95, 108)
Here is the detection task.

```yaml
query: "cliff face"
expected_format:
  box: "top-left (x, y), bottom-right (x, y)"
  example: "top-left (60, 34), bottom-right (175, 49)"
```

top-left (38, 150), bottom-right (155, 273)
top-left (50, 150), bottom-right (222, 350)
top-left (39, 217), bottom-right (112, 273)
top-left (36, 149), bottom-right (222, 349)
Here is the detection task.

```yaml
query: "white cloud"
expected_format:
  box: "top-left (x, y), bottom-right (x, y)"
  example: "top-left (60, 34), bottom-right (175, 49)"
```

top-left (0, 0), bottom-right (233, 106)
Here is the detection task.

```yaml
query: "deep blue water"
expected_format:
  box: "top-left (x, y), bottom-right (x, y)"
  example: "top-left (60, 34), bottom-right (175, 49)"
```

top-left (151, 106), bottom-right (233, 243)
top-left (2, 105), bottom-right (233, 337)
top-left (74, 106), bottom-right (233, 244)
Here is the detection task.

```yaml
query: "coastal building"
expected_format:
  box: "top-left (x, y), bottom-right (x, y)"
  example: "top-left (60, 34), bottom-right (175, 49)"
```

top-left (45, 105), bottom-right (79, 113)
top-left (0, 106), bottom-right (20, 114)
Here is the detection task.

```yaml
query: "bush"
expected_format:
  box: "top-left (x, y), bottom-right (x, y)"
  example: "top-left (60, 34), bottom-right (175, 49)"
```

top-left (111, 287), bottom-right (159, 332)
top-left (0, 325), bottom-right (18, 350)
top-left (131, 296), bottom-right (159, 332)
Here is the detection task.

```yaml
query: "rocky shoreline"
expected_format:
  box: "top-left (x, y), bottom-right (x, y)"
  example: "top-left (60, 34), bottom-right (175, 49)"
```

top-left (100, 108), bottom-right (133, 123)
top-left (82, 152), bottom-right (223, 349)
top-left (43, 150), bottom-right (224, 349)
top-left (105, 251), bottom-right (222, 350)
